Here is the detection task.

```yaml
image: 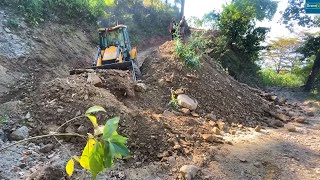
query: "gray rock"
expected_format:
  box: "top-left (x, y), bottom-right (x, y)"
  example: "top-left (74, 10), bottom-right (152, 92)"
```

top-left (4, 27), bottom-right (11, 33)
top-left (25, 112), bottom-right (31, 119)
top-left (10, 126), bottom-right (29, 141)
top-left (180, 165), bottom-right (199, 180)
top-left (177, 94), bottom-right (198, 111)
top-left (87, 73), bottom-right (102, 87)
top-left (134, 83), bottom-right (147, 92)
top-left (39, 143), bottom-right (55, 153)
top-left (0, 129), bottom-right (4, 141)
top-left (294, 116), bottom-right (306, 123)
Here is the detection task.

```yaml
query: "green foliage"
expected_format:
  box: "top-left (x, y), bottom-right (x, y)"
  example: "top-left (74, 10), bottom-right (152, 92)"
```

top-left (259, 68), bottom-right (304, 87)
top-left (232, 0), bottom-right (278, 21)
top-left (1, 0), bottom-right (111, 25)
top-left (174, 32), bottom-right (207, 68)
top-left (212, 0), bottom-right (276, 83)
top-left (0, 114), bottom-right (9, 125)
top-left (169, 90), bottom-right (179, 110)
top-left (66, 106), bottom-right (129, 179)
top-left (6, 18), bottom-right (21, 29)
top-left (281, 0), bottom-right (317, 31)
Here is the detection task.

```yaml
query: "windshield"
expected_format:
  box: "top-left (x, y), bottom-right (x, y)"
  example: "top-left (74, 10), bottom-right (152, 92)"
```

top-left (99, 28), bottom-right (125, 48)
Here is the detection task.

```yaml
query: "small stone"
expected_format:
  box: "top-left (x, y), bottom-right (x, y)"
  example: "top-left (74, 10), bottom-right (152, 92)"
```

top-left (57, 108), bottom-right (64, 113)
top-left (277, 113), bottom-right (290, 122)
top-left (173, 144), bottom-right (182, 150)
top-left (180, 165), bottom-right (199, 180)
top-left (25, 112), bottom-right (31, 119)
top-left (211, 127), bottom-right (220, 135)
top-left (87, 73), bottom-right (102, 87)
top-left (191, 112), bottom-right (199, 117)
top-left (157, 151), bottom-right (170, 158)
top-left (217, 119), bottom-right (225, 130)
top-left (306, 111), bottom-right (315, 117)
top-left (10, 126), bottom-right (29, 141)
top-left (294, 116), bottom-right (306, 123)
top-left (238, 124), bottom-right (243, 128)
top-left (205, 113), bottom-right (217, 121)
top-left (177, 94), bottom-right (198, 111)
top-left (229, 129), bottom-right (236, 135)
top-left (77, 125), bottom-right (88, 135)
top-left (208, 121), bottom-right (216, 126)
top-left (4, 27), bottom-right (11, 33)
top-left (271, 120), bottom-right (284, 127)
top-left (65, 125), bottom-right (76, 133)
top-left (75, 110), bottom-right (81, 116)
top-left (84, 94), bottom-right (89, 100)
top-left (288, 111), bottom-right (297, 117)
top-left (275, 97), bottom-right (287, 105)
top-left (287, 125), bottom-right (297, 132)
top-left (180, 108), bottom-right (191, 115)
top-left (163, 110), bottom-right (175, 117)
top-left (134, 83), bottom-right (147, 92)
top-left (239, 157), bottom-right (247, 163)
top-left (174, 88), bottom-right (185, 95)
top-left (39, 144), bottom-right (54, 153)
top-left (254, 125), bottom-right (262, 132)
top-left (270, 95), bottom-right (277, 101)
top-left (158, 79), bottom-right (166, 87)
top-left (253, 162), bottom-right (261, 167)
top-left (201, 134), bottom-right (223, 143)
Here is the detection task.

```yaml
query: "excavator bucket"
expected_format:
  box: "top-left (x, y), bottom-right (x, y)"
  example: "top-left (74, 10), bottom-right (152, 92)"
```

top-left (69, 61), bottom-right (132, 75)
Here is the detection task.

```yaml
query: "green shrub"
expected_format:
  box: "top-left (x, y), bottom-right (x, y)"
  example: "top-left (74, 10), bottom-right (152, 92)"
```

top-left (174, 32), bottom-right (207, 68)
top-left (259, 68), bottom-right (304, 87)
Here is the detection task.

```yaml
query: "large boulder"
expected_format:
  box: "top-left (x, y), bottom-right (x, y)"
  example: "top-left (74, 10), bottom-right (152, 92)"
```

top-left (177, 94), bottom-right (198, 111)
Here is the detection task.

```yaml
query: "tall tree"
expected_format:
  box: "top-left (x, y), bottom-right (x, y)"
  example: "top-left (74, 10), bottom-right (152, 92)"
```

top-left (180, 0), bottom-right (185, 19)
top-left (282, 0), bottom-right (320, 91)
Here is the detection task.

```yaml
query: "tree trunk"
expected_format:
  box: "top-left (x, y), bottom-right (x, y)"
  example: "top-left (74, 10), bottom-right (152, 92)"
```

top-left (180, 0), bottom-right (185, 19)
top-left (304, 51), bottom-right (320, 92)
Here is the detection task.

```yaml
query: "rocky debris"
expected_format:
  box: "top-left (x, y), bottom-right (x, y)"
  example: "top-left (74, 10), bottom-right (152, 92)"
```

top-left (180, 108), bottom-right (191, 115)
top-left (275, 97), bottom-right (287, 105)
top-left (211, 127), bottom-right (221, 135)
top-left (31, 164), bottom-right (65, 180)
top-left (191, 112), bottom-right (199, 117)
top-left (4, 27), bottom-right (11, 33)
top-left (177, 94), bottom-right (198, 111)
top-left (65, 125), bottom-right (76, 133)
top-left (25, 112), bottom-right (31, 119)
top-left (270, 120), bottom-right (284, 127)
top-left (306, 111), bottom-right (315, 117)
top-left (10, 126), bottom-right (29, 141)
top-left (254, 125), bottom-right (262, 132)
top-left (288, 111), bottom-right (297, 117)
top-left (294, 116), bottom-right (306, 124)
top-left (217, 119), bottom-right (225, 130)
top-left (87, 73), bottom-right (102, 87)
top-left (239, 157), bottom-right (247, 163)
top-left (39, 144), bottom-right (54, 153)
top-left (0, 129), bottom-right (4, 141)
top-left (179, 165), bottom-right (199, 180)
top-left (163, 110), bottom-right (175, 117)
top-left (229, 129), bottom-right (236, 135)
top-left (201, 134), bottom-right (223, 143)
top-left (134, 83), bottom-right (147, 92)
top-left (276, 113), bottom-right (290, 122)
top-left (174, 88), bottom-right (185, 95)
top-left (287, 125), bottom-right (297, 132)
top-left (157, 79), bottom-right (166, 87)
top-left (205, 113), bottom-right (217, 121)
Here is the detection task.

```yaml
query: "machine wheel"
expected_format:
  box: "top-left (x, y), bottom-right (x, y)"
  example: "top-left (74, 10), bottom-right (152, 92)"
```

top-left (132, 62), bottom-right (142, 80)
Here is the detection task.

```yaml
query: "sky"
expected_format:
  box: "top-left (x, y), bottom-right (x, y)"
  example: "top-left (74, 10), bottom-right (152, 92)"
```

top-left (179, 0), bottom-right (319, 40)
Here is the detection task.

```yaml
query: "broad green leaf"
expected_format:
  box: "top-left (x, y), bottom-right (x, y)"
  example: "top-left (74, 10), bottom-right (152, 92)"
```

top-left (104, 142), bottom-right (115, 168)
top-left (79, 136), bottom-right (96, 170)
top-left (102, 117), bottom-right (120, 139)
top-left (110, 135), bottom-right (128, 144)
top-left (111, 142), bottom-right (130, 157)
top-left (89, 142), bottom-right (105, 179)
top-left (104, 0), bottom-right (115, 6)
top-left (85, 114), bottom-right (98, 127)
top-left (66, 159), bottom-right (74, 177)
top-left (85, 106), bottom-right (106, 115)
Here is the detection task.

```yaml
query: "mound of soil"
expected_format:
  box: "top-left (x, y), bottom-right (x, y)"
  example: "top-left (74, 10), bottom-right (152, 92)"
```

top-left (138, 41), bottom-right (271, 126)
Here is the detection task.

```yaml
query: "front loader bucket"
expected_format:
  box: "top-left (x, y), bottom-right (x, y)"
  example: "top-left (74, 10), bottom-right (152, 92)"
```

top-left (69, 61), bottom-right (132, 75)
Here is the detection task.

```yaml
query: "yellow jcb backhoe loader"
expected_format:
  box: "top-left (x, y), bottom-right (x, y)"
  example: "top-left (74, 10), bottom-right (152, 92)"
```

top-left (70, 25), bottom-right (141, 80)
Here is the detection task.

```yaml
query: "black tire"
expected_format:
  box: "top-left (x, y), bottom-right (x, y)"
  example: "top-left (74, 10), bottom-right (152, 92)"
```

top-left (132, 62), bottom-right (142, 80)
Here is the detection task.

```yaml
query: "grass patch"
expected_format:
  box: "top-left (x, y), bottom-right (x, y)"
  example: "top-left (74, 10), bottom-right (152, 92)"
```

top-left (259, 68), bottom-right (304, 87)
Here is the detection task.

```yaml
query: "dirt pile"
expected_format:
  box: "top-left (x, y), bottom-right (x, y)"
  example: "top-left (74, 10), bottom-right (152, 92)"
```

top-left (138, 41), bottom-right (271, 126)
